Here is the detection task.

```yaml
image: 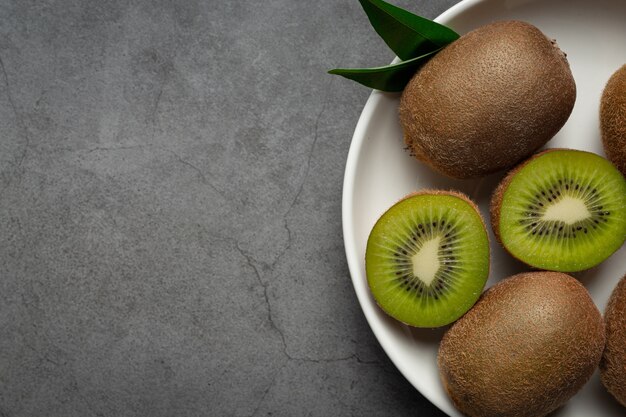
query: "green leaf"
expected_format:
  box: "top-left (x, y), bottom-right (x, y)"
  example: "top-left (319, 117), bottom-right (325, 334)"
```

top-left (358, 0), bottom-right (459, 61)
top-left (328, 48), bottom-right (441, 92)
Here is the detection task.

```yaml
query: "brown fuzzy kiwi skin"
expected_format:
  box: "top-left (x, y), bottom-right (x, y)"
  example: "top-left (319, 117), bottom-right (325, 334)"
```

top-left (438, 272), bottom-right (605, 417)
top-left (399, 20), bottom-right (576, 179)
top-left (600, 275), bottom-right (626, 408)
top-left (366, 189), bottom-right (490, 327)
top-left (600, 65), bottom-right (626, 177)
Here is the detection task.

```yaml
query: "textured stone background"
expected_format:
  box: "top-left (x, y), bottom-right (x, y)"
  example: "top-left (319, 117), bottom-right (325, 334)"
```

top-left (0, 1), bottom-right (457, 416)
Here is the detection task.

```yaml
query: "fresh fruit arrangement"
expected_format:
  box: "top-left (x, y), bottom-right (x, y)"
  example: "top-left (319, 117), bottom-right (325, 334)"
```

top-left (332, 1), bottom-right (626, 415)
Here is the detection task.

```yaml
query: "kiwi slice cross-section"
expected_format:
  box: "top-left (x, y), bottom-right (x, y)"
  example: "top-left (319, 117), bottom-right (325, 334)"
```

top-left (366, 191), bottom-right (490, 328)
top-left (491, 149), bottom-right (626, 272)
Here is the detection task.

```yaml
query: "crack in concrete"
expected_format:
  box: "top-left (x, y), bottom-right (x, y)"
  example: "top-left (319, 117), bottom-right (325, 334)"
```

top-left (266, 79), bottom-right (333, 272)
top-left (146, 78), bottom-right (225, 200)
top-left (232, 239), bottom-right (377, 366)
top-left (248, 362), bottom-right (286, 417)
top-left (85, 145), bottom-right (149, 154)
top-left (163, 148), bottom-right (209, 184)
top-left (234, 240), bottom-right (290, 360)
top-left (23, 342), bottom-right (62, 367)
top-left (150, 79), bottom-right (165, 126)
top-left (21, 341), bottom-right (103, 416)
top-left (80, 142), bottom-right (227, 200)
top-left (27, 344), bottom-right (105, 417)
top-left (290, 354), bottom-right (379, 365)
top-left (286, 78), bottom-right (331, 215)
top-left (0, 52), bottom-right (30, 193)
top-left (144, 76), bottom-right (225, 199)
top-left (146, 78), bottom-right (228, 202)
top-left (144, 79), bottom-right (227, 201)
top-left (159, 146), bottom-right (227, 199)
top-left (246, 354), bottom-right (377, 417)
top-left (149, 75), bottom-right (164, 144)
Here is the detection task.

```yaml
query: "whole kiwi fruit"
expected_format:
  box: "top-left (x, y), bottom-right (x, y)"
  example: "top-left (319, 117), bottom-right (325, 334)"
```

top-left (438, 271), bottom-right (605, 417)
top-left (399, 20), bottom-right (576, 179)
top-left (600, 64), bottom-right (626, 177)
top-left (600, 275), bottom-right (626, 408)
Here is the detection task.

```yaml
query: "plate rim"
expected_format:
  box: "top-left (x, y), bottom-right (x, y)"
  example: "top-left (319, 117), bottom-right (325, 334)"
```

top-left (341, 1), bottom-right (540, 415)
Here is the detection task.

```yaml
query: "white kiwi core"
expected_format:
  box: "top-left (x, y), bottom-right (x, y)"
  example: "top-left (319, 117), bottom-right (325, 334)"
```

top-left (411, 236), bottom-right (441, 285)
top-left (541, 196), bottom-right (591, 225)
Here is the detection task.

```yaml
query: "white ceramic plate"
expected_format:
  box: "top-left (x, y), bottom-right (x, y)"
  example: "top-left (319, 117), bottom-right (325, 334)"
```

top-left (342, 0), bottom-right (626, 416)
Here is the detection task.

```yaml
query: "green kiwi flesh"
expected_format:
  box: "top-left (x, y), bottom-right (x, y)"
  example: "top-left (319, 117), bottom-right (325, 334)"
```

top-left (365, 191), bottom-right (489, 328)
top-left (600, 275), bottom-right (626, 408)
top-left (438, 272), bottom-right (605, 417)
top-left (492, 149), bottom-right (626, 272)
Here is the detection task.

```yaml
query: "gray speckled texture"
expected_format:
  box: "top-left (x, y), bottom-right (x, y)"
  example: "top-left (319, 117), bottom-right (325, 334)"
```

top-left (0, 1), bottom-right (457, 416)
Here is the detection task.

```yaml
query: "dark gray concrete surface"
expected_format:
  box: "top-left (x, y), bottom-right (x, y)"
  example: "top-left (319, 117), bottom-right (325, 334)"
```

top-left (0, 1), bottom-right (457, 416)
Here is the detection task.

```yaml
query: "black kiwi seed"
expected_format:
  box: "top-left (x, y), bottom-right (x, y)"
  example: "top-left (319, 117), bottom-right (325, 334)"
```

top-left (516, 176), bottom-right (614, 241)
top-left (385, 223), bottom-right (464, 300)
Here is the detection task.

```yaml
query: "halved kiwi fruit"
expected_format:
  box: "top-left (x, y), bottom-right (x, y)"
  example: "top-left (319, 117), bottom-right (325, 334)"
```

top-left (491, 149), bottom-right (626, 272)
top-left (365, 190), bottom-right (490, 328)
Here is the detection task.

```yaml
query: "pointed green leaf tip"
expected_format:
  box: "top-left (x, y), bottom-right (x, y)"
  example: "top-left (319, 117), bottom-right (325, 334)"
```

top-left (328, 48), bottom-right (442, 92)
top-left (358, 0), bottom-right (459, 60)
top-left (329, 0), bottom-right (460, 92)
